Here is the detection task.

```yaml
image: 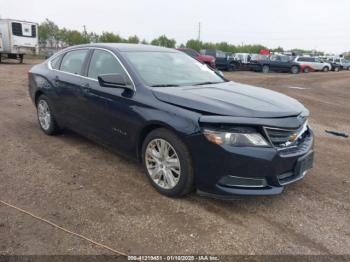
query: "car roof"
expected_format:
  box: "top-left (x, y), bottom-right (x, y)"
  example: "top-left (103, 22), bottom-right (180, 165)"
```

top-left (65, 43), bottom-right (177, 53)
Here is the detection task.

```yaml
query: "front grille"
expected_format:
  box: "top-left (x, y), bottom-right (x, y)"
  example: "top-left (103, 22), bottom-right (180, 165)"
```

top-left (278, 134), bottom-right (312, 157)
top-left (264, 121), bottom-right (309, 148)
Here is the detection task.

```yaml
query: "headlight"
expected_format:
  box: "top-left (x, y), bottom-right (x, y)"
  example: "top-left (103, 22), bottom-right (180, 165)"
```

top-left (203, 128), bottom-right (269, 147)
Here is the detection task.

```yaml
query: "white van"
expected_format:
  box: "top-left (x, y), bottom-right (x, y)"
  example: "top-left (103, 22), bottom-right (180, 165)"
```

top-left (0, 19), bottom-right (39, 63)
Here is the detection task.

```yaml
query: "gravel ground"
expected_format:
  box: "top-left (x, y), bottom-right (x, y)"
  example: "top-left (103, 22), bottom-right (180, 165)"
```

top-left (0, 60), bottom-right (349, 256)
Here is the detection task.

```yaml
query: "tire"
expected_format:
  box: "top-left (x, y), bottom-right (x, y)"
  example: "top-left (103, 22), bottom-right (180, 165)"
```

top-left (227, 63), bottom-right (236, 72)
top-left (323, 66), bottom-right (329, 72)
top-left (142, 128), bottom-right (194, 197)
top-left (348, 66), bottom-right (350, 71)
top-left (291, 65), bottom-right (299, 74)
top-left (335, 67), bottom-right (340, 72)
top-left (36, 94), bottom-right (60, 135)
top-left (303, 67), bottom-right (310, 73)
top-left (262, 65), bottom-right (269, 73)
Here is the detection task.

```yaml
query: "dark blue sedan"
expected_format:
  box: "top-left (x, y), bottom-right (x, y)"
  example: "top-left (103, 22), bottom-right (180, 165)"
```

top-left (28, 43), bottom-right (314, 198)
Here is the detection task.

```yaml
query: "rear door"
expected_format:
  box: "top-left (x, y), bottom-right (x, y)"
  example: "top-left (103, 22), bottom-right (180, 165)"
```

top-left (304, 57), bottom-right (315, 70)
top-left (269, 55), bottom-right (282, 71)
top-left (313, 57), bottom-right (323, 70)
top-left (53, 49), bottom-right (91, 132)
top-left (280, 56), bottom-right (292, 71)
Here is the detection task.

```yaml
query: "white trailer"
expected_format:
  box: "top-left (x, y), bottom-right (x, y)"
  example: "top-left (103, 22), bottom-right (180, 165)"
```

top-left (0, 19), bottom-right (39, 63)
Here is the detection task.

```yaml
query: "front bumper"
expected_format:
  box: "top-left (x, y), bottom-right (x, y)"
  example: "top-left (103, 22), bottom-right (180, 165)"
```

top-left (187, 129), bottom-right (314, 198)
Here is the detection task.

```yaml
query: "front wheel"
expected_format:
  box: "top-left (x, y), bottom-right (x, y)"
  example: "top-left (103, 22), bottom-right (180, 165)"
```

top-left (335, 67), bottom-right (340, 72)
top-left (142, 128), bottom-right (194, 197)
top-left (291, 65), bottom-right (300, 74)
top-left (36, 95), bottom-right (60, 135)
top-left (262, 65), bottom-right (269, 73)
top-left (323, 66), bottom-right (329, 72)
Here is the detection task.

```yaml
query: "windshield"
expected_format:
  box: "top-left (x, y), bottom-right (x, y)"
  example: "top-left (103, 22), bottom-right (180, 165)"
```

top-left (123, 51), bottom-right (225, 87)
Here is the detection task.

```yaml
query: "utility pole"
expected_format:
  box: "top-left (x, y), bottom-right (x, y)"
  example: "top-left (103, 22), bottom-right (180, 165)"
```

top-left (83, 25), bottom-right (87, 36)
top-left (83, 25), bottom-right (88, 43)
top-left (197, 22), bottom-right (201, 41)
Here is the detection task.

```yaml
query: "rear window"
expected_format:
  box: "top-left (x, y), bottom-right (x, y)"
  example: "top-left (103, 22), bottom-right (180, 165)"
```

top-left (50, 55), bottom-right (62, 70)
top-left (60, 50), bottom-right (89, 75)
top-left (182, 49), bottom-right (198, 58)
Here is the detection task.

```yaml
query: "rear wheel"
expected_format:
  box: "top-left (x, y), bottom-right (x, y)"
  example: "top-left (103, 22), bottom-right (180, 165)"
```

top-left (142, 128), bottom-right (194, 197)
top-left (262, 65), bottom-right (269, 73)
top-left (348, 66), bottom-right (350, 71)
top-left (335, 67), bottom-right (340, 72)
top-left (36, 95), bottom-right (60, 135)
top-left (303, 67), bottom-right (310, 73)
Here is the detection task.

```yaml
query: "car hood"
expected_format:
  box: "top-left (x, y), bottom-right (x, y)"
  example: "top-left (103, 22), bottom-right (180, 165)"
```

top-left (152, 82), bottom-right (308, 118)
top-left (198, 54), bottom-right (215, 62)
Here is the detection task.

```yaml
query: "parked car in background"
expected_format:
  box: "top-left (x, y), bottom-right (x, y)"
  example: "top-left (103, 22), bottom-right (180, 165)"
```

top-left (328, 57), bottom-right (350, 70)
top-left (322, 58), bottom-right (340, 72)
top-left (233, 53), bottom-right (251, 64)
top-left (249, 55), bottom-right (300, 74)
top-left (294, 56), bottom-right (332, 73)
top-left (28, 43), bottom-right (314, 198)
top-left (200, 49), bottom-right (238, 71)
top-left (177, 48), bottom-right (215, 68)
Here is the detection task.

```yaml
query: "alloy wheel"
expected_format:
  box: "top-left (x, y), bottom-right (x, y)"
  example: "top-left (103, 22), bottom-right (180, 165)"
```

top-left (145, 139), bottom-right (181, 190)
top-left (37, 100), bottom-right (51, 131)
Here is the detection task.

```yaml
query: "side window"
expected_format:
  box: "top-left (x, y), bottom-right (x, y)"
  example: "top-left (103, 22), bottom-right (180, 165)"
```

top-left (31, 25), bottom-right (37, 38)
top-left (12, 22), bottom-right (22, 36)
top-left (270, 55), bottom-right (279, 61)
top-left (216, 51), bottom-right (226, 58)
top-left (88, 50), bottom-right (127, 80)
top-left (60, 50), bottom-right (89, 75)
top-left (50, 55), bottom-right (61, 69)
top-left (281, 56), bottom-right (290, 62)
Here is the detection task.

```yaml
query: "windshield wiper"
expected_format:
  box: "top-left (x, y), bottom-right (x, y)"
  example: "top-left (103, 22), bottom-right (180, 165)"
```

top-left (193, 81), bottom-right (223, 86)
top-left (151, 84), bottom-right (180, 87)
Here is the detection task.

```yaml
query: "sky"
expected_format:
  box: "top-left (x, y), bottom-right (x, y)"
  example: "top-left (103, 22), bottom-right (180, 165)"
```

top-left (1, 0), bottom-right (349, 53)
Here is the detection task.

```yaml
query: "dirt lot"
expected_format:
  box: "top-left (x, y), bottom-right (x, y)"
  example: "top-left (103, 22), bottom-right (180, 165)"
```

top-left (0, 60), bottom-right (349, 256)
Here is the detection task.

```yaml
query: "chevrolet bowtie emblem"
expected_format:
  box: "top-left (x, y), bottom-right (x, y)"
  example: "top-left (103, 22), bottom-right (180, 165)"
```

top-left (288, 133), bottom-right (298, 142)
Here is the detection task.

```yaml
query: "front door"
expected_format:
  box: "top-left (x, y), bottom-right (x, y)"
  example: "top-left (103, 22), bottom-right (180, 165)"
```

top-left (79, 49), bottom-right (139, 154)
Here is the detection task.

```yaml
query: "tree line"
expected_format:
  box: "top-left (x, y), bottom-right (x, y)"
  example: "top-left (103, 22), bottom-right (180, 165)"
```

top-left (38, 19), bottom-right (176, 49)
top-left (39, 19), bottom-right (325, 55)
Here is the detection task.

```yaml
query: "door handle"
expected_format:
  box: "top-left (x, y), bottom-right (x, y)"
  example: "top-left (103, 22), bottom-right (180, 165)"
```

top-left (81, 83), bottom-right (90, 95)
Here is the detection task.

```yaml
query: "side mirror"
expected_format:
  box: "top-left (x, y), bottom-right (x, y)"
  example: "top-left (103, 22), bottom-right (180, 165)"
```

top-left (98, 74), bottom-right (133, 90)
